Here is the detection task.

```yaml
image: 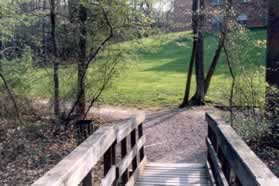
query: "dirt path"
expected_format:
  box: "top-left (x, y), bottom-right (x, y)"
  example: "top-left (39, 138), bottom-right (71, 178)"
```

top-left (144, 107), bottom-right (211, 163)
top-left (33, 100), bottom-right (214, 163)
top-left (91, 105), bottom-right (215, 163)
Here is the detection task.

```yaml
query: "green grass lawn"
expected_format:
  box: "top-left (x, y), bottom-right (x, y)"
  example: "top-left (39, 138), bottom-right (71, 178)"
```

top-left (10, 29), bottom-right (266, 107)
top-left (101, 29), bottom-right (267, 107)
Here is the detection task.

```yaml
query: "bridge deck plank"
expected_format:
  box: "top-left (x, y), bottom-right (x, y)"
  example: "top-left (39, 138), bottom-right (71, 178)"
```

top-left (135, 163), bottom-right (211, 186)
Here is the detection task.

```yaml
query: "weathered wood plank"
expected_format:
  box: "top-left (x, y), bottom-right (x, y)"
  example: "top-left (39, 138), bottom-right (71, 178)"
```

top-left (145, 163), bottom-right (206, 168)
top-left (136, 162), bottom-right (211, 186)
top-left (138, 124), bottom-right (145, 161)
top-left (116, 113), bottom-right (145, 143)
top-left (140, 173), bottom-right (208, 177)
top-left (142, 171), bottom-right (208, 175)
top-left (143, 168), bottom-right (207, 171)
top-left (32, 113), bottom-right (146, 186)
top-left (144, 167), bottom-right (206, 169)
top-left (137, 176), bottom-right (209, 180)
top-left (104, 141), bottom-right (116, 186)
top-left (136, 181), bottom-right (209, 185)
top-left (143, 168), bottom-right (207, 173)
top-left (136, 183), bottom-right (209, 186)
top-left (118, 136), bottom-right (146, 177)
top-left (136, 177), bottom-right (209, 183)
top-left (207, 113), bottom-right (279, 186)
top-left (136, 182), bottom-right (209, 186)
top-left (101, 166), bottom-right (116, 186)
top-left (206, 161), bottom-right (216, 186)
top-left (32, 127), bottom-right (116, 186)
top-left (207, 138), bottom-right (229, 186)
top-left (125, 157), bottom-right (147, 186)
top-left (81, 171), bottom-right (93, 186)
top-left (120, 137), bottom-right (129, 184)
top-left (130, 128), bottom-right (138, 173)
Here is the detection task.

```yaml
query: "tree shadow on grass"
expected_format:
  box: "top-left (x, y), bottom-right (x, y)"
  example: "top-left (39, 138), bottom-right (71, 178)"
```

top-left (139, 31), bottom-right (265, 77)
top-left (144, 56), bottom-right (230, 76)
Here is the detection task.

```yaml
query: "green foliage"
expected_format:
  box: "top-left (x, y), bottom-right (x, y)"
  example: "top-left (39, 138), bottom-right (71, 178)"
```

top-left (0, 0), bottom-right (36, 41)
top-left (0, 0), bottom-right (156, 113)
top-left (218, 28), bottom-right (267, 107)
top-left (233, 117), bottom-right (271, 142)
top-left (220, 27), bottom-right (277, 145)
top-left (233, 69), bottom-right (266, 109)
top-left (0, 48), bottom-right (33, 94)
top-left (100, 29), bottom-right (267, 106)
top-left (226, 28), bottom-right (266, 69)
top-left (2, 29), bottom-right (266, 107)
top-left (0, 0), bottom-right (267, 108)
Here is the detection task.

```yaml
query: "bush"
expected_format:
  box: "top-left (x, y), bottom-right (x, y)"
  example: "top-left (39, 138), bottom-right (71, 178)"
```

top-left (233, 115), bottom-right (271, 143)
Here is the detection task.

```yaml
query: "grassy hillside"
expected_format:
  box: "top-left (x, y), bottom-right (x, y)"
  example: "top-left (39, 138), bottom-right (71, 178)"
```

top-left (12, 29), bottom-right (266, 107)
top-left (101, 29), bottom-right (267, 107)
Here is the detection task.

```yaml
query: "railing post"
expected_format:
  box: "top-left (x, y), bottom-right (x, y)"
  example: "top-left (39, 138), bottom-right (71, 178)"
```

top-left (208, 122), bottom-right (218, 152)
top-left (82, 173), bottom-right (93, 186)
top-left (235, 176), bottom-right (242, 186)
top-left (78, 120), bottom-right (95, 186)
top-left (130, 129), bottom-right (138, 173)
top-left (218, 149), bottom-right (232, 183)
top-left (138, 123), bottom-right (145, 161)
top-left (121, 137), bottom-right (129, 184)
top-left (104, 141), bottom-right (117, 186)
top-left (76, 120), bottom-right (95, 144)
top-left (206, 113), bottom-right (279, 186)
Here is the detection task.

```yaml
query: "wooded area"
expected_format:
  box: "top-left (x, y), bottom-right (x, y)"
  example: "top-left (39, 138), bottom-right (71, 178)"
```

top-left (0, 0), bottom-right (156, 123)
top-left (0, 0), bottom-right (278, 185)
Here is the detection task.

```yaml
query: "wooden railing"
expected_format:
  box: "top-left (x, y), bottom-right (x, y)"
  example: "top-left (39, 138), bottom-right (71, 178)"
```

top-left (206, 113), bottom-right (279, 186)
top-left (32, 113), bottom-right (146, 186)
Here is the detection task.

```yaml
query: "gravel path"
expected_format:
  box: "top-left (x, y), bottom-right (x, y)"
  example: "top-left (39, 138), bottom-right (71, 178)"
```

top-left (143, 107), bottom-right (210, 163)
top-left (91, 105), bottom-right (213, 164)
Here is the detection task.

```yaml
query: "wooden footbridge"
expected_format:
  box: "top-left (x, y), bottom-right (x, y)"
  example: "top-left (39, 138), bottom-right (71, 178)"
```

top-left (33, 113), bottom-right (279, 186)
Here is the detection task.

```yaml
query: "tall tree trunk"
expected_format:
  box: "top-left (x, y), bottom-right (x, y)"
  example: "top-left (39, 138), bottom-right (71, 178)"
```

top-left (42, 0), bottom-right (47, 65)
top-left (50, 0), bottom-right (60, 119)
top-left (204, 32), bottom-right (225, 95)
top-left (76, 3), bottom-right (87, 118)
top-left (189, 0), bottom-right (231, 102)
top-left (0, 5), bottom-right (2, 72)
top-left (180, 42), bottom-right (197, 108)
top-left (266, 0), bottom-right (279, 133)
top-left (68, 0), bottom-right (79, 23)
top-left (191, 0), bottom-right (205, 105)
top-left (266, 0), bottom-right (279, 94)
top-left (0, 40), bottom-right (2, 72)
top-left (204, 0), bottom-right (232, 95)
top-left (0, 72), bottom-right (20, 121)
top-left (180, 0), bottom-right (199, 107)
top-left (194, 33), bottom-right (205, 104)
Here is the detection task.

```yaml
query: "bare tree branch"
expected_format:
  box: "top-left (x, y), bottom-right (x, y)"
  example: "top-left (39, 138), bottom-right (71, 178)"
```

top-left (83, 53), bottom-right (121, 118)
top-left (0, 72), bottom-right (21, 122)
top-left (224, 45), bottom-right (236, 126)
top-left (64, 2), bottom-right (114, 125)
top-left (0, 47), bottom-right (19, 56)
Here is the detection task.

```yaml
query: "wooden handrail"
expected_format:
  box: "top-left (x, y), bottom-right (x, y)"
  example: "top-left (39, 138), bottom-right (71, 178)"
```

top-left (32, 113), bottom-right (146, 186)
top-left (206, 113), bottom-right (279, 186)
